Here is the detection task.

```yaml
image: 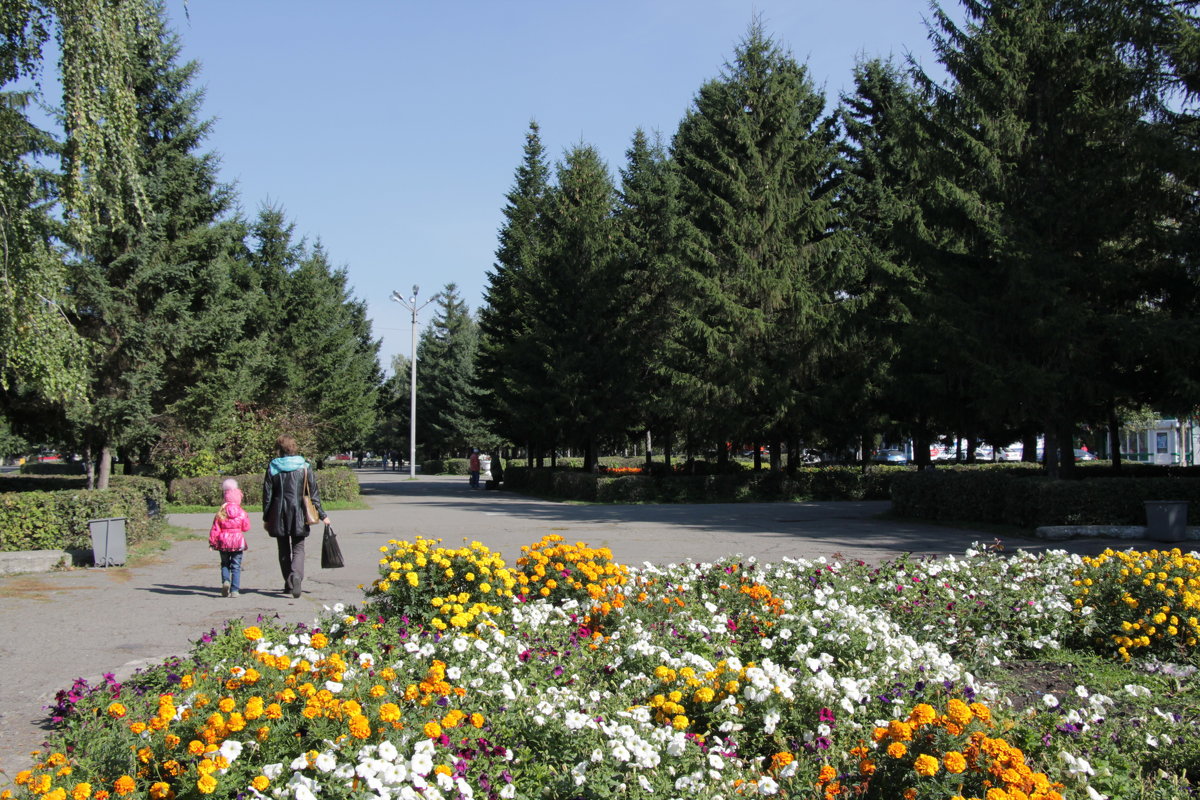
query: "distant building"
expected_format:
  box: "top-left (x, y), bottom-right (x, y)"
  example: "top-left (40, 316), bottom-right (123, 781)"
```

top-left (1120, 418), bottom-right (1199, 465)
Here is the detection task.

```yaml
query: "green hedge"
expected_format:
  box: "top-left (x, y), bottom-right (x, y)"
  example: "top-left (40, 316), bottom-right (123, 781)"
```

top-left (891, 470), bottom-right (1200, 527)
top-left (0, 476), bottom-right (167, 552)
top-left (167, 466), bottom-right (360, 506)
top-left (503, 466), bottom-right (896, 503)
top-left (423, 458), bottom-right (470, 476)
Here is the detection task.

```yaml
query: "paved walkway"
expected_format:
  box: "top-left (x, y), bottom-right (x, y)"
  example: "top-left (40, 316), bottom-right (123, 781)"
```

top-left (0, 469), bottom-right (1163, 785)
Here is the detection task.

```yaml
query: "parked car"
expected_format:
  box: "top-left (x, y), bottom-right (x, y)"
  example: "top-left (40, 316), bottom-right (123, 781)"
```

top-left (1074, 448), bottom-right (1097, 461)
top-left (998, 445), bottom-right (1023, 462)
top-left (872, 449), bottom-right (908, 465)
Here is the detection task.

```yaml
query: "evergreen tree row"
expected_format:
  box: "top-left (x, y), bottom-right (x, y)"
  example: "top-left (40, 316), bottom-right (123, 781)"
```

top-left (477, 3), bottom-right (1200, 475)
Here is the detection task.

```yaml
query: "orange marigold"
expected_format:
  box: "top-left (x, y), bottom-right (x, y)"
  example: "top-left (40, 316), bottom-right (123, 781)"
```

top-left (112, 776), bottom-right (135, 796)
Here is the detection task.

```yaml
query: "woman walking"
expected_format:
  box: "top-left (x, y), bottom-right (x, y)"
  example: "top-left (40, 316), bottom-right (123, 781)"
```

top-left (263, 435), bottom-right (331, 598)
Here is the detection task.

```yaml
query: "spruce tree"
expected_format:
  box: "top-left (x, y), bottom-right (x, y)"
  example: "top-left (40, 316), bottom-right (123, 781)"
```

top-left (414, 284), bottom-right (489, 457)
top-left (920, 0), bottom-right (1180, 474)
top-left (616, 129), bottom-right (685, 466)
top-left (533, 144), bottom-right (632, 471)
top-left (478, 122), bottom-right (551, 460)
top-left (670, 23), bottom-right (845, 466)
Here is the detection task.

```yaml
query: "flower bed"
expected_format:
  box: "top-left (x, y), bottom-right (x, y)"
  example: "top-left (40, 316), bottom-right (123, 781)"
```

top-left (5, 540), bottom-right (1198, 800)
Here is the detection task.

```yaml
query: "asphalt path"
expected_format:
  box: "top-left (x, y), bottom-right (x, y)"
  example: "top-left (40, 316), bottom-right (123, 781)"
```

top-left (0, 468), bottom-right (1154, 786)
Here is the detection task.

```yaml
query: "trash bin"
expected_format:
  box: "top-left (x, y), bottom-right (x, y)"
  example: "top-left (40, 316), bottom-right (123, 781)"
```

top-left (89, 517), bottom-right (127, 566)
top-left (1144, 501), bottom-right (1188, 543)
top-left (479, 455), bottom-right (492, 481)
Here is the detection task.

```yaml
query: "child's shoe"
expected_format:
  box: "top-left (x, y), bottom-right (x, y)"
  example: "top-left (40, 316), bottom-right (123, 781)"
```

top-left (230, 590), bottom-right (240, 597)
top-left (221, 582), bottom-right (230, 597)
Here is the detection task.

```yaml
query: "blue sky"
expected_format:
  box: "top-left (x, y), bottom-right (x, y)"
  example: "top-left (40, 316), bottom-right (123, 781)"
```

top-left (159, 0), bottom-right (955, 372)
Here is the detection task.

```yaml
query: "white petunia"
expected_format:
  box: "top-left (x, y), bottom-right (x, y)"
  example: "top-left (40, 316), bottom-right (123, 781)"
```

top-left (1042, 693), bottom-right (1059, 708)
top-left (378, 740), bottom-right (398, 762)
top-left (314, 752), bottom-right (336, 773)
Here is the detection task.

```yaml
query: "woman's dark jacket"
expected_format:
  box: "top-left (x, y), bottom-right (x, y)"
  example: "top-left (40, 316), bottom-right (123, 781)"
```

top-left (263, 460), bottom-right (326, 539)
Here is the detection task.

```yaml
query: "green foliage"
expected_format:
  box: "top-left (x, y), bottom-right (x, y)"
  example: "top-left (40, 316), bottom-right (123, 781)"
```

top-left (892, 469), bottom-right (1200, 527)
top-left (167, 465), bottom-right (358, 506)
top-left (0, 475), bottom-right (166, 551)
top-left (422, 458), bottom-right (470, 476)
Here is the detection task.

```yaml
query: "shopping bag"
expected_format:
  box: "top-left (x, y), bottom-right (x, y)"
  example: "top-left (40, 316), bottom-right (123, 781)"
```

top-left (321, 523), bottom-right (345, 569)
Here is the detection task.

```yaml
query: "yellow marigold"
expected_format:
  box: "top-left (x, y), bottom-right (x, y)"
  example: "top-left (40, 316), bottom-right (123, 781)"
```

top-left (106, 703), bottom-right (127, 718)
top-left (970, 702), bottom-right (992, 724)
top-left (128, 722), bottom-right (147, 735)
top-left (113, 776), bottom-right (135, 796)
top-left (44, 790), bottom-right (66, 800)
top-left (379, 703), bottom-right (402, 723)
top-left (243, 626), bottom-right (263, 641)
top-left (251, 777), bottom-right (269, 792)
top-left (424, 720), bottom-right (443, 739)
top-left (944, 751), bottom-right (968, 774)
top-left (256, 726), bottom-right (270, 742)
top-left (887, 720), bottom-right (913, 741)
top-left (147, 783), bottom-right (172, 800)
top-left (886, 742), bottom-right (908, 759)
top-left (71, 784), bottom-right (92, 800)
top-left (985, 789), bottom-right (1008, 800)
top-left (770, 752), bottom-right (794, 772)
top-left (196, 774), bottom-right (217, 795)
top-left (470, 712), bottom-right (485, 728)
top-left (672, 714), bottom-right (689, 730)
top-left (913, 753), bottom-right (939, 777)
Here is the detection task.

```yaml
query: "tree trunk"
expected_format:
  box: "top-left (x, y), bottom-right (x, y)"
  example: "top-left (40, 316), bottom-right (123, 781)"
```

top-left (1109, 408), bottom-right (1123, 473)
top-left (753, 442), bottom-right (762, 471)
top-left (716, 440), bottom-right (728, 473)
top-left (965, 433), bottom-right (977, 464)
top-left (1059, 425), bottom-right (1076, 478)
top-left (913, 431), bottom-right (932, 470)
top-left (83, 444), bottom-right (96, 490)
top-left (1022, 432), bottom-right (1039, 463)
top-left (645, 430), bottom-right (653, 470)
top-left (770, 438), bottom-right (782, 473)
top-left (1044, 427), bottom-right (1060, 478)
top-left (97, 445), bottom-right (114, 490)
top-left (664, 430), bottom-right (673, 471)
top-left (860, 433), bottom-right (871, 474)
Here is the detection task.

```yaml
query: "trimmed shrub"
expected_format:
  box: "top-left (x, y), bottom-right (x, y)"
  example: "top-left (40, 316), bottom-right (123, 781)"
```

top-left (505, 465), bottom-right (897, 503)
top-left (891, 469), bottom-right (1200, 528)
top-left (168, 466), bottom-right (359, 507)
top-left (423, 458), bottom-right (470, 475)
top-left (0, 476), bottom-right (167, 552)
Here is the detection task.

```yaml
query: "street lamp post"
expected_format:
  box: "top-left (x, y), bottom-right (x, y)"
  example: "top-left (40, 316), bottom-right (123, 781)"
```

top-left (390, 286), bottom-right (435, 479)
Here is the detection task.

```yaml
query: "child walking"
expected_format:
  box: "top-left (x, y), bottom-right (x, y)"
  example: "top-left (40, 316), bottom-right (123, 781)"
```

top-left (209, 478), bottom-right (251, 597)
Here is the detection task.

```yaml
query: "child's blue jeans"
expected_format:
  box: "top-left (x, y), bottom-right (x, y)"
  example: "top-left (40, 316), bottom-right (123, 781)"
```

top-left (220, 551), bottom-right (243, 592)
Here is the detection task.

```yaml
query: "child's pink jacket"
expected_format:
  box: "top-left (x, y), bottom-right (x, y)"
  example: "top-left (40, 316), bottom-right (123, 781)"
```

top-left (209, 503), bottom-right (251, 551)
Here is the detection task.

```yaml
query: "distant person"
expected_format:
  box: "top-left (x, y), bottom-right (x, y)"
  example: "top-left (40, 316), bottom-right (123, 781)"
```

top-left (209, 479), bottom-right (251, 597)
top-left (263, 435), bottom-right (331, 598)
top-left (468, 448), bottom-right (481, 489)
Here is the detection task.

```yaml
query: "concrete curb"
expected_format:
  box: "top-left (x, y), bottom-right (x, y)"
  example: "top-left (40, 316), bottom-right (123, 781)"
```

top-left (1034, 525), bottom-right (1200, 542)
top-left (0, 548), bottom-right (91, 575)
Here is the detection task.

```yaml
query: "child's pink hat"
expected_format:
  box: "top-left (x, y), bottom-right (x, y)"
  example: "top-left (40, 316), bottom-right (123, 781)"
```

top-left (224, 487), bottom-right (243, 505)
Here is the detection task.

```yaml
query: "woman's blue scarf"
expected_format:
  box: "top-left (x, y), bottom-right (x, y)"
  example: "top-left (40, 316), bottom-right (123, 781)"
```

top-left (269, 456), bottom-right (308, 476)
